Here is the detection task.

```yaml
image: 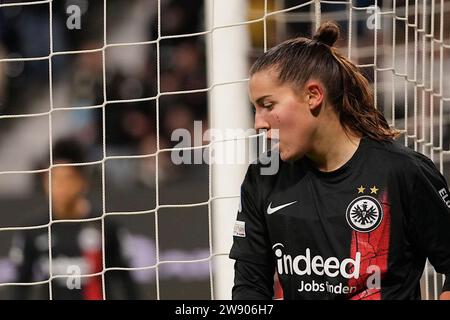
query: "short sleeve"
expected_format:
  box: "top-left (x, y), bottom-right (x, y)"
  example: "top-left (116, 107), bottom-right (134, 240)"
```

top-left (408, 157), bottom-right (450, 274)
top-left (229, 165), bottom-right (273, 266)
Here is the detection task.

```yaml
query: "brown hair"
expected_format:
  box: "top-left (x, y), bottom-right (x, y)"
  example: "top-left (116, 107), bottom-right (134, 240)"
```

top-left (250, 21), bottom-right (399, 142)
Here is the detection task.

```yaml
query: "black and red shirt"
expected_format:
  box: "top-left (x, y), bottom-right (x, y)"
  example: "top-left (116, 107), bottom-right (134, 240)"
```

top-left (230, 137), bottom-right (450, 299)
top-left (9, 215), bottom-right (135, 300)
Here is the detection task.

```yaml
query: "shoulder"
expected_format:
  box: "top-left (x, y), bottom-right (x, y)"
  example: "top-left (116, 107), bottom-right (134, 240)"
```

top-left (17, 213), bottom-right (49, 234)
top-left (243, 151), bottom-right (298, 188)
top-left (365, 138), bottom-right (438, 173)
top-left (10, 213), bottom-right (48, 251)
top-left (362, 138), bottom-right (448, 193)
top-left (243, 152), bottom-right (308, 208)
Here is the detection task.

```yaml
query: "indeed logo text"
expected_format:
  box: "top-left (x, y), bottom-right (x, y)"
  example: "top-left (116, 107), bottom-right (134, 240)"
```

top-left (273, 244), bottom-right (361, 279)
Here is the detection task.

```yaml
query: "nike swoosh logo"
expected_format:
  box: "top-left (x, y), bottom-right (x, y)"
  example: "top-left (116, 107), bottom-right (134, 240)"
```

top-left (267, 201), bottom-right (298, 215)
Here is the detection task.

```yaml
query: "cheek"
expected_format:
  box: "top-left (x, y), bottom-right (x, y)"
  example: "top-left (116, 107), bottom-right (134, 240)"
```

top-left (276, 107), bottom-right (299, 132)
top-left (275, 115), bottom-right (280, 124)
top-left (277, 104), bottom-right (313, 146)
top-left (269, 100), bottom-right (305, 140)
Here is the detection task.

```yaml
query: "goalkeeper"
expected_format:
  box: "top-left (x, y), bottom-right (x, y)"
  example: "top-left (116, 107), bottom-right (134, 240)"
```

top-left (230, 21), bottom-right (450, 300)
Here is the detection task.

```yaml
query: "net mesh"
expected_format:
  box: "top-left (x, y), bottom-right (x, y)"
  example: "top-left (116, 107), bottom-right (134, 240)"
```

top-left (0, 0), bottom-right (448, 300)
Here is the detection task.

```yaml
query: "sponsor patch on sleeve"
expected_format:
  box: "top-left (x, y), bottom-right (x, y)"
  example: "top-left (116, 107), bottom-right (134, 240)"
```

top-left (439, 188), bottom-right (450, 209)
top-left (233, 220), bottom-right (246, 237)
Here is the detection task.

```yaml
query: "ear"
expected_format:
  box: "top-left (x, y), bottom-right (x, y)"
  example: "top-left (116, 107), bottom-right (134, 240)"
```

top-left (304, 80), bottom-right (325, 111)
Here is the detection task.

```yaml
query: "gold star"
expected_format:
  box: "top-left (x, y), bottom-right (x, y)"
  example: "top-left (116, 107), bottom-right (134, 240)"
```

top-left (370, 186), bottom-right (379, 194)
top-left (357, 185), bottom-right (365, 194)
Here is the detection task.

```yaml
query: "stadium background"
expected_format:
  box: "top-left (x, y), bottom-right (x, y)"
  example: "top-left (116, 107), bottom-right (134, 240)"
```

top-left (0, 0), bottom-right (449, 299)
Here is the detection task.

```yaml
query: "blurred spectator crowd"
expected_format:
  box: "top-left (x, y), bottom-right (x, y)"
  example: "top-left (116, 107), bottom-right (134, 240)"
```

top-left (0, 0), bottom-right (207, 187)
top-left (0, 0), bottom-right (211, 299)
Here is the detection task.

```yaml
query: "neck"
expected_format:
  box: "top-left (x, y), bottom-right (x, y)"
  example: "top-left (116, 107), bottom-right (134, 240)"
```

top-left (306, 110), bottom-right (361, 172)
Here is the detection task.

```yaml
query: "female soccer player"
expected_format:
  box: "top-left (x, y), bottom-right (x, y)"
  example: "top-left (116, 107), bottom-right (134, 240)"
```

top-left (230, 21), bottom-right (450, 300)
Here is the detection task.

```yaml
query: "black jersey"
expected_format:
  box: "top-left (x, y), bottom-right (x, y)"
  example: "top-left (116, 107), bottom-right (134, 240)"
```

top-left (230, 137), bottom-right (450, 300)
top-left (9, 214), bottom-right (135, 300)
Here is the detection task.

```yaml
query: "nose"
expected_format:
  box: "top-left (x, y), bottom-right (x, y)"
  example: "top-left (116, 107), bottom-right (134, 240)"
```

top-left (254, 112), bottom-right (270, 132)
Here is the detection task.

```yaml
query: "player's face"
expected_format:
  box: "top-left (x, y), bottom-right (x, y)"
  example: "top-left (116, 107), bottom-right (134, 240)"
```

top-left (249, 69), bottom-right (318, 162)
top-left (44, 166), bottom-right (87, 217)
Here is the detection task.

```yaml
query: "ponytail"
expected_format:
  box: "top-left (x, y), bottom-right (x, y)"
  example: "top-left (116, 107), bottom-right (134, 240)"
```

top-left (330, 49), bottom-right (400, 141)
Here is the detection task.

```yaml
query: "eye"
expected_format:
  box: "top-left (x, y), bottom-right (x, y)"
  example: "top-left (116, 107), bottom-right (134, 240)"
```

top-left (263, 102), bottom-right (274, 109)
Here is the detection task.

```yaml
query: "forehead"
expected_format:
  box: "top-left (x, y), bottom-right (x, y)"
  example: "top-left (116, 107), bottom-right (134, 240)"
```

top-left (249, 69), bottom-right (295, 102)
top-left (50, 165), bottom-right (84, 179)
top-left (249, 69), bottom-right (279, 92)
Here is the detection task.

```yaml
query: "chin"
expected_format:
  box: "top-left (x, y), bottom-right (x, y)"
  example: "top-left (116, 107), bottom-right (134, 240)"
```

top-left (280, 149), bottom-right (303, 162)
top-left (279, 151), bottom-right (293, 162)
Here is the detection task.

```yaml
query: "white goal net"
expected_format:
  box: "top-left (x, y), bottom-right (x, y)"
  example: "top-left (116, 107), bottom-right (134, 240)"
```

top-left (0, 0), bottom-right (448, 300)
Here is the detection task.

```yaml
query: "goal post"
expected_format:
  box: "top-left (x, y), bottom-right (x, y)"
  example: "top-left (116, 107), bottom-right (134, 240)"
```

top-left (205, 0), bottom-right (253, 300)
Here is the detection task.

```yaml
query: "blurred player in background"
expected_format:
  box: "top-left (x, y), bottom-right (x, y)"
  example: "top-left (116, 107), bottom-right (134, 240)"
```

top-left (9, 138), bottom-right (136, 299)
top-left (230, 21), bottom-right (450, 300)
